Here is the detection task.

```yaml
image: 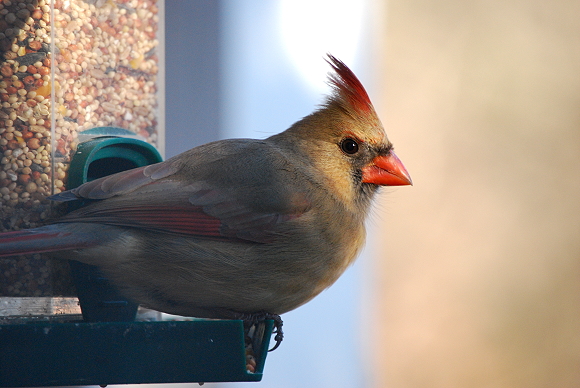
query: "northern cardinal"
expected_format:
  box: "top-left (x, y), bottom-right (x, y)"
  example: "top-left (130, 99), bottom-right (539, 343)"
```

top-left (0, 55), bottom-right (411, 348)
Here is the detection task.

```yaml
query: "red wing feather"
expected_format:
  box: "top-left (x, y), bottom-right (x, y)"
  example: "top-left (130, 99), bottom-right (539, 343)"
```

top-left (58, 205), bottom-right (224, 238)
top-left (0, 229), bottom-right (67, 243)
top-left (0, 227), bottom-right (96, 257)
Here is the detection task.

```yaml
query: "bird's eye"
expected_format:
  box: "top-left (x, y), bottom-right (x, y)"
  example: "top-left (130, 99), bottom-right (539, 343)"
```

top-left (340, 138), bottom-right (359, 155)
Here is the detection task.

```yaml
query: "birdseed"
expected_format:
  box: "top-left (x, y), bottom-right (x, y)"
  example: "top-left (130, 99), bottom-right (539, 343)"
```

top-left (0, 0), bottom-right (162, 297)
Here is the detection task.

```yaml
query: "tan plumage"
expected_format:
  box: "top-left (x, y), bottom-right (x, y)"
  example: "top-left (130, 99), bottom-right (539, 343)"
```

top-left (0, 55), bottom-right (411, 323)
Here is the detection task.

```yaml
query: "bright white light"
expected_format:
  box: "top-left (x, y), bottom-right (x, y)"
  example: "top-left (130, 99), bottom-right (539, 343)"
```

top-left (278, 0), bottom-right (367, 93)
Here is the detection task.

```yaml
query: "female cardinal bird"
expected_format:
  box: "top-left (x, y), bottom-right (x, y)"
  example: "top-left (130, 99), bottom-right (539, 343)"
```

top-left (0, 55), bottom-right (411, 347)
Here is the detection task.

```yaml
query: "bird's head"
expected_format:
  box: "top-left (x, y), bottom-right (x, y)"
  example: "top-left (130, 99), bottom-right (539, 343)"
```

top-left (275, 54), bottom-right (412, 210)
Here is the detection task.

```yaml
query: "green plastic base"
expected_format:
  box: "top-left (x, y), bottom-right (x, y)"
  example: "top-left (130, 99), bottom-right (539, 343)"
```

top-left (0, 319), bottom-right (273, 386)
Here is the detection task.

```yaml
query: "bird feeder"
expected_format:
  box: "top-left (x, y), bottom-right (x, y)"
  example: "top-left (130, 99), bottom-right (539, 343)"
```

top-left (0, 0), bottom-right (164, 301)
top-left (0, 1), bottom-right (274, 385)
top-left (0, 127), bottom-right (275, 386)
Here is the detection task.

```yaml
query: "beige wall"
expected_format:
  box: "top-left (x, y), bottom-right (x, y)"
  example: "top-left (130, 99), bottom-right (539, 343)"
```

top-left (368, 0), bottom-right (580, 386)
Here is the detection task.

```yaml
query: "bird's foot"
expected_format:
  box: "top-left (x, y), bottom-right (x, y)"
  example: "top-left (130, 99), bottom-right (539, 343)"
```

top-left (238, 311), bottom-right (284, 352)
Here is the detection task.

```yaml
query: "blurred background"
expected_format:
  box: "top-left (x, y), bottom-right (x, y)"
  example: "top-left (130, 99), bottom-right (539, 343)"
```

top-left (373, 0), bottom-right (580, 387)
top-left (163, 0), bottom-right (580, 387)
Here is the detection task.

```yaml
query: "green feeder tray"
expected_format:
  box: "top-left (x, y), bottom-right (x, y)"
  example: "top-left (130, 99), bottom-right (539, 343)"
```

top-left (0, 128), bottom-right (274, 386)
top-left (0, 319), bottom-right (273, 386)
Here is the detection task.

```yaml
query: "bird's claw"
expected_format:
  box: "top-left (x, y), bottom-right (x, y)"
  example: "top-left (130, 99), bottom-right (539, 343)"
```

top-left (239, 311), bottom-right (284, 352)
top-left (268, 314), bottom-right (284, 352)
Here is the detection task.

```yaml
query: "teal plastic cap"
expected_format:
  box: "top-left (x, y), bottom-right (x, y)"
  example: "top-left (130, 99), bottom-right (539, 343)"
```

top-left (67, 127), bottom-right (163, 189)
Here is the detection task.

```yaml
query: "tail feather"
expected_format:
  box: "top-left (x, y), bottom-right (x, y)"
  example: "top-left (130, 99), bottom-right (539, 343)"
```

top-left (0, 225), bottom-right (97, 257)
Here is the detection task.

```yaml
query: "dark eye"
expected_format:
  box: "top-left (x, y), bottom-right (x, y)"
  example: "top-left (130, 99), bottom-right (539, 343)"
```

top-left (340, 138), bottom-right (359, 154)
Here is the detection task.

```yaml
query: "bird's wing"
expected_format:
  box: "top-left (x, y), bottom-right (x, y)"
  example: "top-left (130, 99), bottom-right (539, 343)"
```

top-left (49, 158), bottom-right (180, 201)
top-left (56, 182), bottom-right (308, 243)
top-left (52, 140), bottom-right (312, 243)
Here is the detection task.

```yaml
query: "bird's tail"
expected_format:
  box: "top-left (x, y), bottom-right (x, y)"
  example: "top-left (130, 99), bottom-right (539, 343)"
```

top-left (0, 224), bottom-right (98, 257)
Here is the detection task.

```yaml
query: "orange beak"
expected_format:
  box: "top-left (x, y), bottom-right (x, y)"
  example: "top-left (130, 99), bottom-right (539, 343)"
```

top-left (361, 152), bottom-right (412, 186)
